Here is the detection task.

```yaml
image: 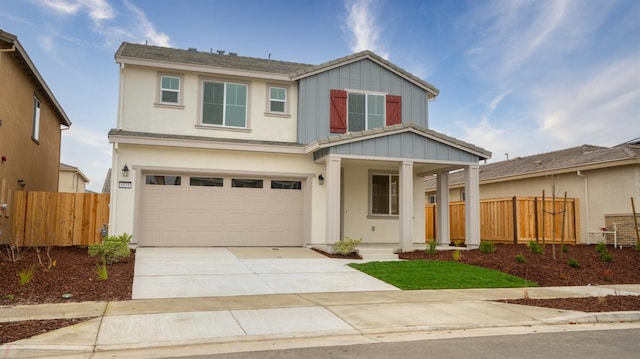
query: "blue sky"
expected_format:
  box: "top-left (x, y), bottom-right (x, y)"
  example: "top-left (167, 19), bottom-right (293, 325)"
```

top-left (2, 0), bottom-right (639, 191)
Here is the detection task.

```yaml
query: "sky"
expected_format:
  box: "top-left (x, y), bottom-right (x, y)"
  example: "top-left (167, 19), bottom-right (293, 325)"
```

top-left (1, 0), bottom-right (639, 192)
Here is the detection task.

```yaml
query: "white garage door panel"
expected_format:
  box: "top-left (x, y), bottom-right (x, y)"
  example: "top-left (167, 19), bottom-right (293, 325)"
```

top-left (139, 175), bottom-right (304, 246)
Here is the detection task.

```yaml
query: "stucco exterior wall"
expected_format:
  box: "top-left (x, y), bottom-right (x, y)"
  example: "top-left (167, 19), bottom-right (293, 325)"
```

top-left (58, 171), bottom-right (87, 193)
top-left (119, 65), bottom-right (298, 142)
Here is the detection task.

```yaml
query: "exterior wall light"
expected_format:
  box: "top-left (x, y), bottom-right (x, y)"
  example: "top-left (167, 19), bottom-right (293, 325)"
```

top-left (17, 178), bottom-right (25, 188)
top-left (122, 164), bottom-right (130, 178)
top-left (318, 174), bottom-right (324, 185)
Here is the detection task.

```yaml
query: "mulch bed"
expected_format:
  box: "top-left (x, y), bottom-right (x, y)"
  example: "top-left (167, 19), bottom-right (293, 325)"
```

top-left (501, 295), bottom-right (640, 312)
top-left (311, 247), bottom-right (362, 259)
top-left (0, 317), bottom-right (95, 345)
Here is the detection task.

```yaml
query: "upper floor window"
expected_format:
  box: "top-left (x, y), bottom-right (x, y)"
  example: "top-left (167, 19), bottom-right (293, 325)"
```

top-left (330, 89), bottom-right (401, 134)
top-left (269, 86), bottom-right (286, 113)
top-left (32, 96), bottom-right (41, 142)
top-left (202, 81), bottom-right (247, 128)
top-left (160, 75), bottom-right (180, 104)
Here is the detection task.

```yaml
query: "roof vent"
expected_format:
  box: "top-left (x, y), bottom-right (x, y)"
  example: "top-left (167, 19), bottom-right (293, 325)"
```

top-left (188, 47), bottom-right (197, 52)
top-left (216, 50), bottom-right (225, 55)
top-left (534, 160), bottom-right (543, 165)
top-left (229, 52), bottom-right (237, 56)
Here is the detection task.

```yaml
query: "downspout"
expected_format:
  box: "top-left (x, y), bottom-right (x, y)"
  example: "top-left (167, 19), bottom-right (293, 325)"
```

top-left (577, 170), bottom-right (589, 244)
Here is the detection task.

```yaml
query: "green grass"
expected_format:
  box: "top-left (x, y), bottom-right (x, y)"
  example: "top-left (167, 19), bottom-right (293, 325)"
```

top-left (348, 261), bottom-right (537, 290)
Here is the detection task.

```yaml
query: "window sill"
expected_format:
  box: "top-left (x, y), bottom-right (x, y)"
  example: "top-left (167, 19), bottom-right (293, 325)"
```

top-left (367, 214), bottom-right (399, 220)
top-left (195, 124), bottom-right (252, 133)
top-left (154, 102), bottom-right (185, 109)
top-left (264, 112), bottom-right (291, 119)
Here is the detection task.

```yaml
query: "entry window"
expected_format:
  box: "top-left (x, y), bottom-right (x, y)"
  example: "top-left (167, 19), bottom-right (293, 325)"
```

top-left (232, 179), bottom-right (263, 188)
top-left (190, 177), bottom-right (223, 187)
top-left (146, 175), bottom-right (181, 185)
top-left (348, 93), bottom-right (385, 132)
top-left (271, 180), bottom-right (301, 190)
top-left (371, 173), bottom-right (399, 216)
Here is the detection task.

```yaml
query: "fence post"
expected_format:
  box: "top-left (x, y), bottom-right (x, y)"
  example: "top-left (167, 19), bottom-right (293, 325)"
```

top-left (512, 196), bottom-right (518, 244)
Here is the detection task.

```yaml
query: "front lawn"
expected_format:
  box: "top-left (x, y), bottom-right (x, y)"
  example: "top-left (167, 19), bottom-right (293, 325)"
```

top-left (348, 260), bottom-right (537, 289)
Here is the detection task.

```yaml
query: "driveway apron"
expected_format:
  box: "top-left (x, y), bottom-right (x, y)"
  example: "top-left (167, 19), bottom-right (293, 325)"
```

top-left (132, 247), bottom-right (398, 299)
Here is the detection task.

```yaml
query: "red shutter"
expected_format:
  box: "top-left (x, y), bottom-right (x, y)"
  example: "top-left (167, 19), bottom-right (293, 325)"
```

top-left (386, 95), bottom-right (402, 126)
top-left (330, 89), bottom-right (347, 133)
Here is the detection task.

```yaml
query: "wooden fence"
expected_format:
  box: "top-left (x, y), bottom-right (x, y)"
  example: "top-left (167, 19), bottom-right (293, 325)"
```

top-left (426, 196), bottom-right (580, 244)
top-left (7, 191), bottom-right (110, 247)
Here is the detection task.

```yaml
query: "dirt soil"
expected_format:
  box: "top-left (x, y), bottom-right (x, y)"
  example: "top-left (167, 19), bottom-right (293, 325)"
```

top-left (1, 244), bottom-right (639, 344)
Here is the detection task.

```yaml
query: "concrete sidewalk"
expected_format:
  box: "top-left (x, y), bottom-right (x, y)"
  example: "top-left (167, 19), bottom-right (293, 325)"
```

top-left (2, 284), bottom-right (640, 358)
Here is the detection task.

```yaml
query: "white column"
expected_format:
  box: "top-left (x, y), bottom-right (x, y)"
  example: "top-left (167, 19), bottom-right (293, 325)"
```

top-left (399, 161), bottom-right (414, 252)
top-left (465, 165), bottom-right (481, 249)
top-left (436, 172), bottom-right (450, 246)
top-left (325, 156), bottom-right (341, 247)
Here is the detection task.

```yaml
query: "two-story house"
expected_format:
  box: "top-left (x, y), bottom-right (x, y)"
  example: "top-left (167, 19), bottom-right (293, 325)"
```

top-left (0, 30), bottom-right (71, 224)
top-left (108, 43), bottom-right (491, 252)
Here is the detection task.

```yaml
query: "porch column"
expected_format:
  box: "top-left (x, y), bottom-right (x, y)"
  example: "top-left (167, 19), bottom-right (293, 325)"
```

top-left (399, 161), bottom-right (414, 252)
top-left (436, 171), bottom-right (450, 246)
top-left (325, 156), bottom-right (341, 247)
top-left (464, 165), bottom-right (481, 249)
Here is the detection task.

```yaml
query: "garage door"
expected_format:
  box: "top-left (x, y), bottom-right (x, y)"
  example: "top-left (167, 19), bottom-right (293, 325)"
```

top-left (138, 174), bottom-right (304, 246)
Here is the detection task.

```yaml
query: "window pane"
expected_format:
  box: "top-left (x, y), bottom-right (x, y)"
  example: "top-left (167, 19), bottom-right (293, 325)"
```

top-left (371, 175), bottom-right (390, 214)
top-left (190, 177), bottom-right (223, 187)
top-left (225, 105), bottom-right (246, 127)
top-left (348, 93), bottom-right (365, 132)
top-left (162, 91), bottom-right (178, 103)
top-left (270, 101), bottom-right (285, 112)
top-left (232, 179), bottom-right (263, 188)
top-left (367, 94), bottom-right (385, 129)
top-left (161, 76), bottom-right (179, 90)
top-left (271, 180), bottom-right (301, 190)
top-left (146, 175), bottom-right (181, 185)
top-left (225, 84), bottom-right (246, 127)
top-left (270, 87), bottom-right (285, 100)
top-left (202, 82), bottom-right (224, 125)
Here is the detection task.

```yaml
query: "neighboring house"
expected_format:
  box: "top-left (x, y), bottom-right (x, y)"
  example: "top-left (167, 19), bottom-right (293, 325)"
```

top-left (58, 163), bottom-right (89, 193)
top-left (0, 30), bottom-right (71, 220)
top-left (108, 43), bottom-right (490, 250)
top-left (425, 139), bottom-right (640, 246)
top-left (101, 168), bottom-right (111, 194)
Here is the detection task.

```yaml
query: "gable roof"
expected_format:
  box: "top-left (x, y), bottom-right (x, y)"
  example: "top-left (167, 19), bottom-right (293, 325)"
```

top-left (424, 141), bottom-right (640, 189)
top-left (0, 29), bottom-right (71, 127)
top-left (291, 50), bottom-right (440, 99)
top-left (115, 42), bottom-right (312, 76)
top-left (60, 163), bottom-right (90, 183)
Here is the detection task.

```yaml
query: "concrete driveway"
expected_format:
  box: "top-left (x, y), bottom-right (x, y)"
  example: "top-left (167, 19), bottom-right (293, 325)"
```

top-left (132, 247), bottom-right (398, 299)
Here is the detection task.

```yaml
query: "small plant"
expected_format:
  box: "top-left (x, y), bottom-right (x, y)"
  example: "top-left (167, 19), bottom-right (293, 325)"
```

top-left (601, 269), bottom-right (615, 281)
top-left (88, 233), bottom-right (132, 264)
top-left (426, 240), bottom-right (438, 254)
top-left (94, 263), bottom-right (108, 280)
top-left (595, 242), bottom-right (607, 254)
top-left (453, 240), bottom-right (465, 247)
top-left (567, 258), bottom-right (581, 269)
top-left (18, 265), bottom-right (37, 286)
top-left (561, 244), bottom-right (569, 253)
top-left (635, 242), bottom-right (640, 252)
top-left (331, 237), bottom-right (362, 255)
top-left (599, 252), bottom-right (614, 262)
top-left (452, 249), bottom-right (461, 261)
top-left (527, 240), bottom-right (543, 254)
top-left (479, 241), bottom-right (496, 254)
top-left (3, 294), bottom-right (15, 300)
top-left (515, 253), bottom-right (527, 263)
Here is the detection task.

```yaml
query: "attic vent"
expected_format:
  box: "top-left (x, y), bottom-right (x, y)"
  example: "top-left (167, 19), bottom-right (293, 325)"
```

top-left (217, 50), bottom-right (225, 55)
top-left (534, 160), bottom-right (543, 165)
top-left (188, 47), bottom-right (197, 52)
top-left (229, 52), bottom-right (238, 56)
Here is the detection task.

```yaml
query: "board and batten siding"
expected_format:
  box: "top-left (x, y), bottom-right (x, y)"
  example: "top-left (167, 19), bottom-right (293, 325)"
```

top-left (322, 132), bottom-right (480, 162)
top-left (297, 59), bottom-right (430, 144)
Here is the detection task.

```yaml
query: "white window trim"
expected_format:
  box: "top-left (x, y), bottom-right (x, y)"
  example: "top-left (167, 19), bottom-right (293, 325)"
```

top-left (346, 89), bottom-right (387, 132)
top-left (32, 96), bottom-right (41, 143)
top-left (367, 170), bottom-right (400, 218)
top-left (265, 84), bottom-right (290, 116)
top-left (155, 73), bottom-right (185, 108)
top-left (198, 77), bottom-right (251, 129)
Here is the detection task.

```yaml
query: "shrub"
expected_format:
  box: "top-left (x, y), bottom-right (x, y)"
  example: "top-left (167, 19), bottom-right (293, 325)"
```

top-left (527, 240), bottom-right (543, 254)
top-left (426, 240), bottom-right (437, 255)
top-left (635, 242), bottom-right (640, 252)
top-left (561, 244), bottom-right (569, 253)
top-left (88, 233), bottom-right (132, 264)
top-left (595, 242), bottom-right (607, 254)
top-left (515, 253), bottom-right (527, 263)
top-left (479, 241), bottom-right (496, 254)
top-left (567, 258), bottom-right (581, 269)
top-left (453, 240), bottom-right (465, 247)
top-left (599, 252), bottom-right (614, 262)
top-left (331, 237), bottom-right (362, 255)
top-left (452, 249), bottom-right (461, 261)
top-left (18, 265), bottom-right (37, 286)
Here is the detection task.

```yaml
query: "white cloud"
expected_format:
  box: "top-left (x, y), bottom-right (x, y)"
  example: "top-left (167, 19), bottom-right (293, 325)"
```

top-left (41, 0), bottom-right (114, 25)
top-left (123, 0), bottom-right (171, 47)
top-left (343, 0), bottom-right (388, 58)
